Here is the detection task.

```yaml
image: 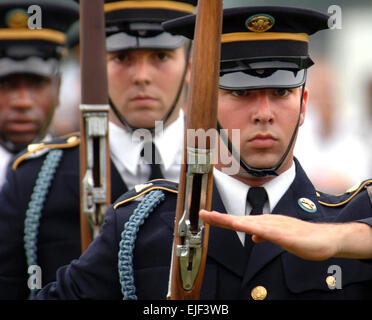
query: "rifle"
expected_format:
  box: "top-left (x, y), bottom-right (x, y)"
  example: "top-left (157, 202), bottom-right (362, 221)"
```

top-left (167, 0), bottom-right (223, 300)
top-left (79, 0), bottom-right (111, 252)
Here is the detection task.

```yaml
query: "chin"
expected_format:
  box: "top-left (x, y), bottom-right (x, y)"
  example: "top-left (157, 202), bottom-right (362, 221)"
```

top-left (126, 115), bottom-right (153, 127)
top-left (7, 134), bottom-right (37, 145)
top-left (130, 120), bottom-right (157, 130)
top-left (241, 153), bottom-right (279, 169)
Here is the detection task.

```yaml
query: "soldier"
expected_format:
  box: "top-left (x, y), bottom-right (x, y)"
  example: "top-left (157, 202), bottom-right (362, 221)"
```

top-left (0, 0), bottom-right (79, 298)
top-left (37, 6), bottom-right (372, 300)
top-left (0, 0), bottom-right (78, 189)
top-left (0, 0), bottom-right (195, 299)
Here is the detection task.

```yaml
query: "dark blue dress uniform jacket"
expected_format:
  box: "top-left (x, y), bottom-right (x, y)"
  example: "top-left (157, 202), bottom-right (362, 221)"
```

top-left (0, 136), bottom-right (127, 299)
top-left (37, 160), bottom-right (372, 300)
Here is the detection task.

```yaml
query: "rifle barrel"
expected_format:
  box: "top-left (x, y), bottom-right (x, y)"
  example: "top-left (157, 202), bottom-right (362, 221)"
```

top-left (79, 0), bottom-right (111, 252)
top-left (168, 0), bottom-right (223, 300)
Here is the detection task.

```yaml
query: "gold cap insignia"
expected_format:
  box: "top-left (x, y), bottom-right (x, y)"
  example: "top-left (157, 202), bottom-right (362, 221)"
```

top-left (298, 197), bottom-right (317, 213)
top-left (6, 9), bottom-right (29, 29)
top-left (246, 14), bottom-right (275, 33)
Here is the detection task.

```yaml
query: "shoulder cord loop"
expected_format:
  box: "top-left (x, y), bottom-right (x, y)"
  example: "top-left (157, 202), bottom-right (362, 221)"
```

top-left (118, 189), bottom-right (165, 300)
top-left (24, 149), bottom-right (63, 299)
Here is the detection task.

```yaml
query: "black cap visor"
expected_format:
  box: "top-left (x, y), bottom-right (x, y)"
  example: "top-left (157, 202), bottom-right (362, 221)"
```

top-left (0, 57), bottom-right (59, 78)
top-left (106, 30), bottom-right (186, 52)
top-left (219, 60), bottom-right (307, 90)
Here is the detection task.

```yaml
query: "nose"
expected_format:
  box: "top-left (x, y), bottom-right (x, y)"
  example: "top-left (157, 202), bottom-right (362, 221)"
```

top-left (132, 55), bottom-right (152, 86)
top-left (10, 85), bottom-right (34, 110)
top-left (252, 92), bottom-right (274, 124)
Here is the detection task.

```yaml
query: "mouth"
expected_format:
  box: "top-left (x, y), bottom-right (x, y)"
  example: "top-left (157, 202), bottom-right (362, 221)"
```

top-left (130, 95), bottom-right (157, 102)
top-left (6, 120), bottom-right (39, 133)
top-left (129, 95), bottom-right (159, 109)
top-left (248, 133), bottom-right (277, 148)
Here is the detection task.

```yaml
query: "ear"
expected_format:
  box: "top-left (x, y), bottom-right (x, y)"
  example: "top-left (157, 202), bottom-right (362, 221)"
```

top-left (53, 74), bottom-right (62, 107)
top-left (299, 87), bottom-right (308, 126)
top-left (184, 51), bottom-right (192, 85)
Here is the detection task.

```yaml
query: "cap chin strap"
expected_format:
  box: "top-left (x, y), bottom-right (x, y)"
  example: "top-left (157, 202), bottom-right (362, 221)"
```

top-left (217, 83), bottom-right (306, 178)
top-left (0, 134), bottom-right (27, 154)
top-left (109, 42), bottom-right (192, 135)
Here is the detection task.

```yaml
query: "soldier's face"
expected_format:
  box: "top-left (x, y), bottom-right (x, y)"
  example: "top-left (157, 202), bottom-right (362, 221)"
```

top-left (217, 87), bottom-right (308, 176)
top-left (107, 47), bottom-right (190, 129)
top-left (0, 74), bottom-right (59, 147)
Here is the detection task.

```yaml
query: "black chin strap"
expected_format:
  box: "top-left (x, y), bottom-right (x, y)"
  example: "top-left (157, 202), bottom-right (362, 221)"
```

top-left (217, 83), bottom-right (306, 178)
top-left (0, 134), bottom-right (27, 154)
top-left (109, 42), bottom-right (192, 134)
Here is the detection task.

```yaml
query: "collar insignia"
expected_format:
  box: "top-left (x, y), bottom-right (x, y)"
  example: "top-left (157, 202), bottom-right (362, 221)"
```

top-left (298, 197), bottom-right (317, 213)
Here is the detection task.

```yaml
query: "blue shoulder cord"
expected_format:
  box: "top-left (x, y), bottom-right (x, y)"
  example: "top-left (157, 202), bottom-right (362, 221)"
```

top-left (118, 189), bottom-right (165, 300)
top-left (24, 149), bottom-right (63, 300)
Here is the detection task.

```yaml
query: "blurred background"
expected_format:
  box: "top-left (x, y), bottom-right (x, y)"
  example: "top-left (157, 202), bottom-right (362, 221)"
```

top-left (51, 0), bottom-right (372, 194)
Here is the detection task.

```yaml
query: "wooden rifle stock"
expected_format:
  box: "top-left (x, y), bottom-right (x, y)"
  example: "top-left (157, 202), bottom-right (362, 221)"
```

top-left (79, 0), bottom-right (111, 252)
top-left (168, 0), bottom-right (223, 300)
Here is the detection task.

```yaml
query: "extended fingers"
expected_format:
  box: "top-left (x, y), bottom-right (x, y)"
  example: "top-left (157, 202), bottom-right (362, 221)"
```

top-left (199, 210), bottom-right (262, 234)
top-left (199, 210), bottom-right (239, 230)
top-left (200, 210), bottom-right (299, 242)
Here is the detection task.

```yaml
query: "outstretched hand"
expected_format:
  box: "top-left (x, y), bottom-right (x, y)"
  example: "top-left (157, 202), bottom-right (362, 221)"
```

top-left (199, 210), bottom-right (372, 260)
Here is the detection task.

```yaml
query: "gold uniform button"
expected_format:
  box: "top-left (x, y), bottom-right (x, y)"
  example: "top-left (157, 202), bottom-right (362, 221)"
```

top-left (326, 276), bottom-right (337, 288)
top-left (27, 143), bottom-right (43, 152)
top-left (251, 286), bottom-right (267, 300)
top-left (67, 136), bottom-right (78, 144)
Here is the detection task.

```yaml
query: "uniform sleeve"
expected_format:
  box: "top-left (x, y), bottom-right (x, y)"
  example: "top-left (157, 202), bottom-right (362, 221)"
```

top-left (358, 186), bottom-right (372, 227)
top-left (355, 217), bottom-right (372, 228)
top-left (335, 190), bottom-right (372, 223)
top-left (36, 205), bottom-right (123, 299)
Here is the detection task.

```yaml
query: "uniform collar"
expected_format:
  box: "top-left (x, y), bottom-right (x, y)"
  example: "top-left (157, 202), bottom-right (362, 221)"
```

top-left (213, 167), bottom-right (249, 217)
top-left (109, 109), bottom-right (184, 175)
top-left (153, 109), bottom-right (185, 172)
top-left (263, 162), bottom-right (296, 212)
top-left (0, 144), bottom-right (12, 189)
top-left (0, 143), bottom-right (12, 159)
top-left (213, 161), bottom-right (296, 244)
top-left (214, 161), bottom-right (296, 214)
